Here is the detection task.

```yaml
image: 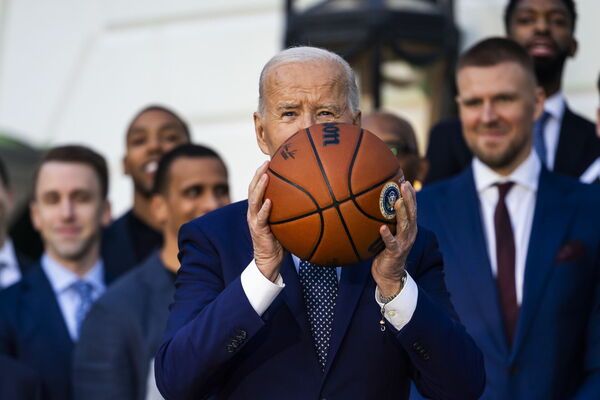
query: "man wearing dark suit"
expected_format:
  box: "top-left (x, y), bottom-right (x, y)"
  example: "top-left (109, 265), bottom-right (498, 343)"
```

top-left (0, 355), bottom-right (43, 400)
top-left (73, 144), bottom-right (231, 400)
top-left (154, 46), bottom-right (484, 400)
top-left (0, 145), bottom-right (128, 400)
top-left (425, 0), bottom-right (599, 184)
top-left (418, 38), bottom-right (600, 399)
top-left (0, 156), bottom-right (33, 289)
top-left (102, 105), bottom-right (191, 274)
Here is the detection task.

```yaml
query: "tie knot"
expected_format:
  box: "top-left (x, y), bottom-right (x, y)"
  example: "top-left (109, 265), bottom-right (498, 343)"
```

top-left (537, 110), bottom-right (551, 126)
top-left (495, 181), bottom-right (514, 200)
top-left (71, 280), bottom-right (94, 298)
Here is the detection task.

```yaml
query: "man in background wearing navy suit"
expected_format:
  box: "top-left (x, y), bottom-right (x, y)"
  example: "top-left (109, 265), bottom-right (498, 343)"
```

top-left (0, 145), bottom-right (129, 400)
top-left (155, 46), bottom-right (484, 400)
top-left (426, 0), bottom-right (599, 184)
top-left (418, 38), bottom-right (600, 399)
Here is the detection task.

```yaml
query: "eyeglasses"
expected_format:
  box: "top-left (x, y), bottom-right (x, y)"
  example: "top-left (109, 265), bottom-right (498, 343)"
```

top-left (385, 141), bottom-right (417, 157)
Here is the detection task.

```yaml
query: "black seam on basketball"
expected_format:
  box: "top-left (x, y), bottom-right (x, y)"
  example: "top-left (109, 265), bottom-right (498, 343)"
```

top-left (351, 169), bottom-right (402, 224)
top-left (267, 166), bottom-right (324, 260)
top-left (306, 126), bottom-right (360, 263)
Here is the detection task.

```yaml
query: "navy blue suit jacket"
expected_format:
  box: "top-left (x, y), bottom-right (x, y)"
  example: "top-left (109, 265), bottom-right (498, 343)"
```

top-left (425, 107), bottom-right (600, 184)
top-left (0, 260), bottom-right (128, 400)
top-left (155, 200), bottom-right (484, 400)
top-left (417, 168), bottom-right (600, 399)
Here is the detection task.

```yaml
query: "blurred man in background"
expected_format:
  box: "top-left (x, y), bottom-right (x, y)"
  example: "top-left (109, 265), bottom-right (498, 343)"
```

top-left (0, 145), bottom-right (127, 400)
top-left (362, 111), bottom-right (429, 190)
top-left (0, 156), bottom-right (32, 290)
top-left (426, 0), bottom-right (599, 184)
top-left (418, 37), bottom-right (600, 399)
top-left (73, 144), bottom-right (230, 400)
top-left (102, 105), bottom-right (191, 274)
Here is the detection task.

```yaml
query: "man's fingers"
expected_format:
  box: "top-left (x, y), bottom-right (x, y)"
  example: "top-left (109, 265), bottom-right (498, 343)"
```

top-left (248, 161), bottom-right (270, 198)
top-left (256, 198), bottom-right (272, 227)
top-left (401, 181), bottom-right (417, 223)
top-left (380, 225), bottom-right (399, 251)
top-left (248, 173), bottom-right (269, 216)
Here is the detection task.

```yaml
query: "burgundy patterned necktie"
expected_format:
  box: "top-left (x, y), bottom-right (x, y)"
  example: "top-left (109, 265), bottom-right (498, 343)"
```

top-left (494, 182), bottom-right (518, 346)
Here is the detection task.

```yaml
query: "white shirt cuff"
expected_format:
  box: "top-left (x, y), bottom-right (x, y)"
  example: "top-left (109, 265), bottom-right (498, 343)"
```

top-left (375, 272), bottom-right (419, 331)
top-left (240, 259), bottom-right (285, 316)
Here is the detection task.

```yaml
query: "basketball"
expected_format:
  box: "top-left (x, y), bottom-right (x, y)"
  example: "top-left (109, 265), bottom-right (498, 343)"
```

top-left (265, 122), bottom-right (403, 266)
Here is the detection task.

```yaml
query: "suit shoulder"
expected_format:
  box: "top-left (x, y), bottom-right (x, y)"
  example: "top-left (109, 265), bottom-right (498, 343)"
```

top-left (180, 200), bottom-right (248, 237)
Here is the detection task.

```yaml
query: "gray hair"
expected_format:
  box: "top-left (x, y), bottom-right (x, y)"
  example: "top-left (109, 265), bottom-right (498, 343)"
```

top-left (257, 46), bottom-right (360, 115)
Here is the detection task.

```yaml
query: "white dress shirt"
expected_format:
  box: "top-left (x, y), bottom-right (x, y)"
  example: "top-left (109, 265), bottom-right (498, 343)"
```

top-left (240, 255), bottom-right (418, 331)
top-left (541, 92), bottom-right (565, 170)
top-left (472, 151), bottom-right (541, 304)
top-left (0, 239), bottom-right (21, 288)
top-left (41, 254), bottom-right (106, 340)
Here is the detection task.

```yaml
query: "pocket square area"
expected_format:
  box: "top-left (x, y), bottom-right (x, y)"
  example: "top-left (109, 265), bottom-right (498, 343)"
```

top-left (554, 239), bottom-right (586, 264)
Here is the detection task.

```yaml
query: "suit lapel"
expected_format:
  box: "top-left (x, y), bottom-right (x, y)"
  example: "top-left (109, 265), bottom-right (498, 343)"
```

top-left (21, 265), bottom-right (74, 352)
top-left (554, 107), bottom-right (586, 177)
top-left (437, 169), bottom-right (509, 355)
top-left (510, 169), bottom-right (573, 360)
top-left (323, 260), bottom-right (371, 377)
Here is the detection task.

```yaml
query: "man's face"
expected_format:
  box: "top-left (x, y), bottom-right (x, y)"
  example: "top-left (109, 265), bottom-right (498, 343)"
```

top-left (160, 156), bottom-right (230, 239)
top-left (253, 60), bottom-right (360, 156)
top-left (507, 0), bottom-right (577, 70)
top-left (31, 162), bottom-right (110, 264)
top-left (456, 62), bottom-right (544, 173)
top-left (123, 110), bottom-right (190, 196)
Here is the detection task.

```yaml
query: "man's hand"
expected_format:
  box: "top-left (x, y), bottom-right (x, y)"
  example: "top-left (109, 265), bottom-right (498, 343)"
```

top-left (247, 161), bottom-right (285, 282)
top-left (371, 180), bottom-right (418, 298)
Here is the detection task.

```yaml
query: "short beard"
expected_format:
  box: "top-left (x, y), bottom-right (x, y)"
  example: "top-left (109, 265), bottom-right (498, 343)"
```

top-left (133, 180), bottom-right (154, 199)
top-left (533, 54), bottom-right (567, 90)
top-left (472, 135), bottom-right (530, 171)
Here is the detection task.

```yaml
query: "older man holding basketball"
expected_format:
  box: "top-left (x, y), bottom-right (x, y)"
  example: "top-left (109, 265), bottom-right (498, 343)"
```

top-left (155, 47), bottom-right (484, 400)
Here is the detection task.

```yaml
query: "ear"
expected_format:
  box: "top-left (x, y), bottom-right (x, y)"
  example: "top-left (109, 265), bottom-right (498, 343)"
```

top-left (568, 38), bottom-right (578, 58)
top-left (253, 112), bottom-right (270, 156)
top-left (122, 155), bottom-right (130, 176)
top-left (416, 158), bottom-right (430, 187)
top-left (151, 194), bottom-right (168, 227)
top-left (30, 201), bottom-right (41, 231)
top-left (101, 200), bottom-right (112, 227)
top-left (533, 86), bottom-right (546, 120)
top-left (353, 110), bottom-right (362, 126)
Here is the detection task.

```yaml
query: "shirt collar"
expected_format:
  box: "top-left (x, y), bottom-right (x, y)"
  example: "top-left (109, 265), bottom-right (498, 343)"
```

top-left (41, 253), bottom-right (105, 294)
top-left (473, 150), bottom-right (541, 194)
top-left (543, 91), bottom-right (565, 121)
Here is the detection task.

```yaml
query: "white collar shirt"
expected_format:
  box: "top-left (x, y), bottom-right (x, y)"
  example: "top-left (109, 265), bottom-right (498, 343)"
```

top-left (41, 254), bottom-right (106, 341)
top-left (542, 91), bottom-right (566, 170)
top-left (472, 151), bottom-right (541, 304)
top-left (0, 239), bottom-right (20, 289)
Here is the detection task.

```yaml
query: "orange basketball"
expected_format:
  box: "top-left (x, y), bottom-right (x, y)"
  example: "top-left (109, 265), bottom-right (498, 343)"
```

top-left (265, 122), bottom-right (403, 266)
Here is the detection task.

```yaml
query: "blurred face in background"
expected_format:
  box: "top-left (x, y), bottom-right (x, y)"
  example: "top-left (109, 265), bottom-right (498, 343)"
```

top-left (31, 162), bottom-right (110, 264)
top-left (123, 110), bottom-right (190, 197)
top-left (155, 156), bottom-right (230, 240)
top-left (362, 112), bottom-right (428, 189)
top-left (457, 61), bottom-right (544, 175)
top-left (507, 0), bottom-right (576, 82)
top-left (254, 60), bottom-right (360, 156)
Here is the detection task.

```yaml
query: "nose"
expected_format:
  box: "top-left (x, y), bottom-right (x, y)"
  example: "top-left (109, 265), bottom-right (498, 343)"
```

top-left (146, 135), bottom-right (161, 154)
top-left (59, 199), bottom-right (75, 220)
top-left (480, 102), bottom-right (499, 125)
top-left (299, 113), bottom-right (317, 130)
top-left (534, 16), bottom-right (549, 34)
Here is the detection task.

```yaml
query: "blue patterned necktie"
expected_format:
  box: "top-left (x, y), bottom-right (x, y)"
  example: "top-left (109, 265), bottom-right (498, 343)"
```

top-left (71, 280), bottom-right (94, 335)
top-left (298, 260), bottom-right (338, 370)
top-left (533, 111), bottom-right (551, 167)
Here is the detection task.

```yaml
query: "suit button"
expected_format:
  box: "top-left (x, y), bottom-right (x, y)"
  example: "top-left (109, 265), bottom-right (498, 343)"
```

top-left (509, 364), bottom-right (518, 376)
